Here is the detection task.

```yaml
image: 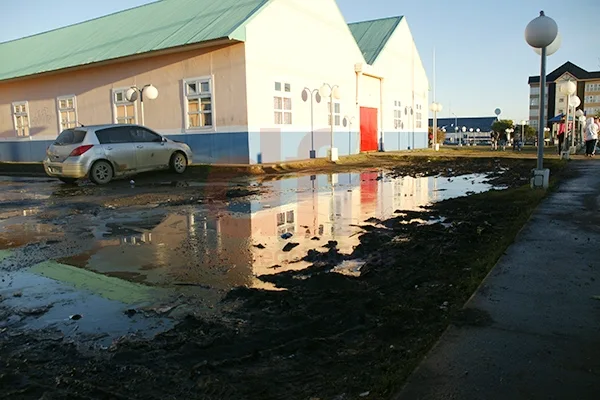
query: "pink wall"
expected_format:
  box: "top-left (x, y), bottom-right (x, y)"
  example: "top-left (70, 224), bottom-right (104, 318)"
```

top-left (0, 42), bottom-right (248, 140)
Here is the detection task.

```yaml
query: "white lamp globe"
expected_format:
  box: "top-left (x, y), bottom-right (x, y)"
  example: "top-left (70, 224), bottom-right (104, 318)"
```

top-left (575, 109), bottom-right (584, 118)
top-left (144, 85), bottom-right (159, 100)
top-left (319, 84), bottom-right (331, 99)
top-left (462, 126), bottom-right (466, 132)
top-left (579, 115), bottom-right (586, 123)
top-left (332, 86), bottom-right (341, 100)
top-left (476, 128), bottom-right (480, 132)
top-left (559, 80), bottom-right (577, 95)
top-left (569, 95), bottom-right (581, 108)
top-left (525, 11), bottom-right (558, 49)
top-left (436, 103), bottom-right (443, 112)
top-left (125, 88), bottom-right (138, 102)
top-left (533, 32), bottom-right (561, 56)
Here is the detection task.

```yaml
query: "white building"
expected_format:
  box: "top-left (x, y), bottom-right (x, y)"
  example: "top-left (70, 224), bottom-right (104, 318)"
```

top-left (0, 0), bottom-right (429, 164)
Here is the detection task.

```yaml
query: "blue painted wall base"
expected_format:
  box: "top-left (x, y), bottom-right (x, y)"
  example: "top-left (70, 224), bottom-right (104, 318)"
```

top-left (0, 130), bottom-right (428, 163)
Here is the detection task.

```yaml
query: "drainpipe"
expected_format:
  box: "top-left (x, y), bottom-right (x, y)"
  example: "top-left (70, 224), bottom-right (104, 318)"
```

top-left (379, 77), bottom-right (384, 151)
top-left (355, 64), bottom-right (363, 154)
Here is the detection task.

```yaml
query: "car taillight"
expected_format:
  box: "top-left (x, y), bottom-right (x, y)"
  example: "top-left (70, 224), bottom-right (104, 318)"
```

top-left (69, 145), bottom-right (94, 157)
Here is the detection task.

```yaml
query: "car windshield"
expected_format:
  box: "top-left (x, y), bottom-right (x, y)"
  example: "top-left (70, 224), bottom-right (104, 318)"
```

top-left (55, 129), bottom-right (86, 145)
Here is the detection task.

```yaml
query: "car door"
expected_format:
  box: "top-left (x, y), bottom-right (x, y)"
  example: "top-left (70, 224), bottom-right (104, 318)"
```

top-left (95, 127), bottom-right (137, 174)
top-left (129, 126), bottom-right (171, 171)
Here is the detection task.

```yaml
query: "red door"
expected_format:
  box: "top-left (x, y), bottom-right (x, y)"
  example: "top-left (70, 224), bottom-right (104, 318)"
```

top-left (360, 107), bottom-right (378, 152)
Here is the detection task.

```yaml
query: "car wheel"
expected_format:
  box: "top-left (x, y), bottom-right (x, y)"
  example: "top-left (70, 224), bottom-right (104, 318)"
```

top-left (59, 178), bottom-right (78, 185)
top-left (170, 152), bottom-right (187, 174)
top-left (89, 160), bottom-right (114, 185)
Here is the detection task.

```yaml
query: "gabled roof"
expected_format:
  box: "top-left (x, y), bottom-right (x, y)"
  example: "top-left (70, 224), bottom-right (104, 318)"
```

top-left (348, 16), bottom-right (403, 65)
top-left (528, 61), bottom-right (600, 84)
top-left (430, 116), bottom-right (498, 132)
top-left (0, 0), bottom-right (268, 82)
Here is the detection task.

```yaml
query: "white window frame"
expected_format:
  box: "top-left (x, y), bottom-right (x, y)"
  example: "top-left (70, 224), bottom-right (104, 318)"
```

top-left (182, 76), bottom-right (214, 131)
top-left (328, 101), bottom-right (341, 126)
top-left (415, 104), bottom-right (423, 128)
top-left (56, 95), bottom-right (78, 132)
top-left (274, 81), bottom-right (292, 125)
top-left (276, 208), bottom-right (295, 236)
top-left (112, 87), bottom-right (138, 124)
top-left (12, 101), bottom-right (30, 137)
top-left (393, 100), bottom-right (402, 129)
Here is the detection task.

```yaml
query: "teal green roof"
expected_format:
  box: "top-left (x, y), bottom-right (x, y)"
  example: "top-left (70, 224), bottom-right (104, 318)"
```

top-left (0, 0), bottom-right (268, 82)
top-left (348, 16), bottom-right (403, 65)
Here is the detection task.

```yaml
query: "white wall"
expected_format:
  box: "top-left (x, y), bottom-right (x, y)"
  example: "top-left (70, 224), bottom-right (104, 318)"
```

top-left (372, 18), bottom-right (429, 135)
top-left (243, 0), bottom-right (366, 162)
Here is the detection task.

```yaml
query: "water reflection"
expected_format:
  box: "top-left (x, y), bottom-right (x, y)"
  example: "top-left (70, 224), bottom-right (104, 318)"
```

top-left (59, 171), bottom-right (493, 291)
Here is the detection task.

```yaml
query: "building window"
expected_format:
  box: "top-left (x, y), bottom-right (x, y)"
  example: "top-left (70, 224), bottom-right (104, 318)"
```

top-left (12, 101), bottom-right (29, 137)
top-left (113, 89), bottom-right (137, 124)
top-left (57, 96), bottom-right (77, 131)
top-left (530, 98), bottom-right (539, 107)
top-left (558, 109), bottom-right (564, 114)
top-left (274, 81), bottom-right (292, 125)
top-left (328, 102), bottom-right (341, 126)
top-left (558, 97), bottom-right (564, 103)
top-left (415, 104), bottom-right (422, 128)
top-left (184, 77), bottom-right (213, 129)
top-left (276, 210), bottom-right (295, 235)
top-left (393, 101), bottom-right (402, 129)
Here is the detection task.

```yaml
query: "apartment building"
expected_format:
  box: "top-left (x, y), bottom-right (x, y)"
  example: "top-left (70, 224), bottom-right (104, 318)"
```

top-left (527, 62), bottom-right (600, 130)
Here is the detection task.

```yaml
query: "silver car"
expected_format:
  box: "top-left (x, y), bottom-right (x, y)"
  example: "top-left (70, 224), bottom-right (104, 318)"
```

top-left (44, 124), bottom-right (193, 184)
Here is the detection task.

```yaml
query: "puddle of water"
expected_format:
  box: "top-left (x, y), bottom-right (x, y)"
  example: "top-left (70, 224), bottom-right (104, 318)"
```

top-left (1, 267), bottom-right (172, 346)
top-left (0, 170), bottom-right (502, 340)
top-left (0, 218), bottom-right (62, 249)
top-left (54, 171), bottom-right (496, 290)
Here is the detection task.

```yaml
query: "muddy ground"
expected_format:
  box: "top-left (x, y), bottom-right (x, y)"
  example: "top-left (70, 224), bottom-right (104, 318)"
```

top-left (0, 156), bottom-right (568, 400)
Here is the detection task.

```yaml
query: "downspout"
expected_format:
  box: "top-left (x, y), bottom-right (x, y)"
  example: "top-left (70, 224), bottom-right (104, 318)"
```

top-left (379, 77), bottom-right (384, 151)
top-left (355, 63), bottom-right (363, 154)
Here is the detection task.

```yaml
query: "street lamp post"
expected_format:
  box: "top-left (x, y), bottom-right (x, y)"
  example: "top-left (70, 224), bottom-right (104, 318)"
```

top-left (125, 84), bottom-right (159, 126)
top-left (469, 128), bottom-right (474, 145)
top-left (343, 115), bottom-right (356, 155)
top-left (430, 102), bottom-right (443, 150)
top-left (461, 126), bottom-right (467, 146)
top-left (559, 80), bottom-right (577, 158)
top-left (451, 113), bottom-right (461, 146)
top-left (302, 87), bottom-right (322, 158)
top-left (568, 95), bottom-right (581, 152)
top-left (521, 120), bottom-right (527, 149)
top-left (575, 109), bottom-right (585, 146)
top-left (525, 10), bottom-right (559, 189)
top-left (319, 83), bottom-right (341, 161)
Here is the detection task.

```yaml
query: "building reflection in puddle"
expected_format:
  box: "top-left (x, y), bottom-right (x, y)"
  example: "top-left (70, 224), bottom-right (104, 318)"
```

top-left (61, 171), bottom-right (492, 291)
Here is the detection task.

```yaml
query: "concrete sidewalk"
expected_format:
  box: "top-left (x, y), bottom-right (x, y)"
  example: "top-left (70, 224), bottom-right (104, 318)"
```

top-left (396, 160), bottom-right (600, 400)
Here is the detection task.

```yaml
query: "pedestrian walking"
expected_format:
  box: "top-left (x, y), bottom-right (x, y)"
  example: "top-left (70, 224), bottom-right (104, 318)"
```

top-left (491, 131), bottom-right (498, 150)
top-left (499, 131), bottom-right (507, 151)
top-left (557, 117), bottom-right (566, 154)
top-left (584, 117), bottom-right (598, 157)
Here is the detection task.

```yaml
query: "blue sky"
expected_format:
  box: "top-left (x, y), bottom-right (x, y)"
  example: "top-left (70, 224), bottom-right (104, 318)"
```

top-left (0, 0), bottom-right (597, 122)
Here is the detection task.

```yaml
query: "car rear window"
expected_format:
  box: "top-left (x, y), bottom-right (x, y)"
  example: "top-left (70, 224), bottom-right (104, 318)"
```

top-left (55, 129), bottom-right (87, 145)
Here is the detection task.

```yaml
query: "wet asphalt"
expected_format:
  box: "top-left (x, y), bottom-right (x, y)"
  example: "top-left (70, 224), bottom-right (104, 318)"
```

top-left (396, 160), bottom-right (600, 400)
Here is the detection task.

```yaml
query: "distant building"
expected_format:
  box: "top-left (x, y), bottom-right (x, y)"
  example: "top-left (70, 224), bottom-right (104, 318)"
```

top-left (527, 62), bottom-right (600, 130)
top-left (0, 0), bottom-right (430, 163)
top-left (429, 116), bottom-right (497, 143)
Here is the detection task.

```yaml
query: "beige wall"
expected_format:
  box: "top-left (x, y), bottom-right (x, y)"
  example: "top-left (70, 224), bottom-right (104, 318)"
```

top-left (0, 42), bottom-right (248, 140)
